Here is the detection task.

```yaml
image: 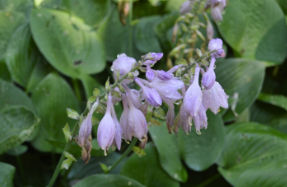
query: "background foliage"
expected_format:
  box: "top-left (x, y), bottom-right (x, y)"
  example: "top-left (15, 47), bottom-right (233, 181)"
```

top-left (0, 0), bottom-right (287, 186)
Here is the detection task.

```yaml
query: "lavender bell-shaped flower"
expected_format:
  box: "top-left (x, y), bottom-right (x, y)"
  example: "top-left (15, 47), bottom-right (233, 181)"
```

top-left (193, 104), bottom-right (208, 134)
top-left (78, 101), bottom-right (98, 147)
top-left (120, 95), bottom-right (132, 141)
top-left (207, 0), bottom-right (226, 22)
top-left (202, 58), bottom-right (216, 90)
top-left (111, 53), bottom-right (136, 82)
top-left (179, 0), bottom-right (192, 15)
top-left (111, 104), bottom-right (123, 150)
top-left (208, 38), bottom-right (225, 58)
top-left (134, 77), bottom-right (162, 107)
top-left (203, 81), bottom-right (228, 114)
top-left (126, 92), bottom-right (148, 140)
top-left (183, 66), bottom-right (202, 116)
top-left (146, 65), bottom-right (155, 81)
top-left (97, 94), bottom-right (116, 154)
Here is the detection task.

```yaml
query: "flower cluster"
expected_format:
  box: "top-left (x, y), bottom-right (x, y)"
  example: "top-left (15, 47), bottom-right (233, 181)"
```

top-left (77, 39), bottom-right (228, 156)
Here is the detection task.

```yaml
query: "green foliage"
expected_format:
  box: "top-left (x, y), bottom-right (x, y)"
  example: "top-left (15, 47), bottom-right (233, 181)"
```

top-left (73, 174), bottom-right (145, 187)
top-left (121, 143), bottom-right (180, 187)
top-left (218, 0), bottom-right (287, 65)
top-left (218, 122), bottom-right (287, 186)
top-left (30, 8), bottom-right (106, 78)
top-left (0, 162), bottom-right (15, 187)
top-left (0, 106), bottom-right (39, 155)
top-left (31, 73), bottom-right (79, 152)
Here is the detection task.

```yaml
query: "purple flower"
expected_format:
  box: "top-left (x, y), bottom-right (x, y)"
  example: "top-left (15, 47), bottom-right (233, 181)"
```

top-left (123, 84), bottom-right (142, 109)
top-left (156, 70), bottom-right (173, 80)
top-left (203, 81), bottom-right (228, 114)
top-left (146, 65), bottom-right (155, 81)
top-left (193, 104), bottom-right (208, 134)
top-left (78, 101), bottom-right (98, 147)
top-left (202, 58), bottom-right (216, 90)
top-left (178, 104), bottom-right (192, 134)
top-left (183, 66), bottom-right (202, 116)
top-left (150, 52), bottom-right (163, 61)
top-left (206, 21), bottom-right (214, 40)
top-left (120, 95), bottom-right (132, 141)
top-left (208, 38), bottom-right (225, 58)
top-left (97, 94), bottom-right (116, 154)
top-left (143, 52), bottom-right (163, 65)
top-left (111, 53), bottom-right (136, 82)
top-left (207, 0), bottom-right (226, 22)
top-left (180, 1), bottom-right (192, 15)
top-left (135, 78), bottom-right (162, 107)
top-left (110, 104), bottom-right (123, 150)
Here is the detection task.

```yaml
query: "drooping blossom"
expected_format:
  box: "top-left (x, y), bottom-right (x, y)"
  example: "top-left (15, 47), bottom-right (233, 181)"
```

top-left (193, 104), bottom-right (208, 134)
top-left (208, 38), bottom-right (225, 58)
top-left (206, 0), bottom-right (226, 22)
top-left (202, 81), bottom-right (228, 114)
top-left (78, 101), bottom-right (99, 147)
top-left (135, 77), bottom-right (162, 107)
top-left (202, 58), bottom-right (216, 90)
top-left (183, 66), bottom-right (202, 116)
top-left (111, 104), bottom-right (123, 150)
top-left (179, 0), bottom-right (192, 15)
top-left (97, 94), bottom-right (117, 154)
top-left (120, 95), bottom-right (132, 140)
top-left (206, 21), bottom-right (214, 40)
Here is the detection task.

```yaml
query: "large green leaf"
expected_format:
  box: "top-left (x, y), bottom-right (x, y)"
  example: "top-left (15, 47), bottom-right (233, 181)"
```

top-left (165, 0), bottom-right (186, 12)
top-left (0, 162), bottom-right (15, 187)
top-left (0, 60), bottom-right (11, 82)
top-left (68, 153), bottom-right (126, 181)
top-left (61, 0), bottom-right (110, 27)
top-left (30, 8), bottom-right (106, 78)
top-left (218, 0), bottom-right (287, 65)
top-left (31, 73), bottom-right (79, 152)
top-left (0, 79), bottom-right (34, 112)
top-left (97, 5), bottom-right (142, 61)
top-left (215, 58), bottom-right (265, 118)
top-left (257, 93), bottom-right (287, 111)
top-left (149, 124), bottom-right (187, 182)
top-left (250, 101), bottom-right (287, 134)
top-left (121, 143), bottom-right (179, 187)
top-left (217, 122), bottom-right (287, 186)
top-left (0, 106), bottom-right (39, 155)
top-left (134, 16), bottom-right (162, 53)
top-left (177, 111), bottom-right (225, 171)
top-left (0, 0), bottom-right (33, 14)
top-left (0, 11), bottom-right (26, 60)
top-left (73, 174), bottom-right (145, 187)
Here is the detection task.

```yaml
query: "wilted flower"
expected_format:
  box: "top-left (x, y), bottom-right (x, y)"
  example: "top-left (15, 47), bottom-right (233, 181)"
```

top-left (135, 78), bottom-right (162, 107)
top-left (180, 0), bottom-right (192, 15)
top-left (97, 94), bottom-right (117, 154)
top-left (202, 57), bottom-right (216, 90)
top-left (208, 38), bottom-right (225, 58)
top-left (183, 66), bottom-right (202, 116)
top-left (111, 53), bottom-right (136, 82)
top-left (202, 81), bottom-right (228, 114)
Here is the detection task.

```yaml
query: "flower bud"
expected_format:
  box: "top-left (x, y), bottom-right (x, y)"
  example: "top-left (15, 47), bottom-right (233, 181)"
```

top-left (208, 38), bottom-right (225, 58)
top-left (156, 70), bottom-right (173, 80)
top-left (146, 65), bottom-right (155, 81)
top-left (202, 58), bottom-right (216, 90)
top-left (180, 1), bottom-right (192, 15)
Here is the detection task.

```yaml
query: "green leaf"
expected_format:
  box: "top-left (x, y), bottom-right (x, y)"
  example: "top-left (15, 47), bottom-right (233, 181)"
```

top-left (121, 143), bottom-right (180, 187)
top-left (73, 174), bottom-right (145, 187)
top-left (0, 11), bottom-right (27, 60)
top-left (177, 111), bottom-right (225, 171)
top-left (149, 124), bottom-right (187, 182)
top-left (30, 8), bottom-right (106, 78)
top-left (131, 146), bottom-right (146, 157)
top-left (0, 60), bottom-right (11, 82)
top-left (61, 151), bottom-right (77, 170)
top-left (134, 16), bottom-right (162, 53)
top-left (62, 123), bottom-right (72, 142)
top-left (215, 58), bottom-right (265, 119)
top-left (0, 79), bottom-right (35, 112)
top-left (218, 0), bottom-right (287, 65)
top-left (250, 101), bottom-right (287, 134)
top-left (61, 0), bottom-right (110, 27)
top-left (276, 0), bottom-right (287, 15)
top-left (0, 0), bottom-right (33, 14)
top-left (67, 108), bottom-right (80, 120)
top-left (97, 5), bottom-right (142, 61)
top-left (217, 122), bottom-right (287, 186)
top-left (0, 106), bottom-right (39, 155)
top-left (68, 153), bottom-right (126, 181)
top-left (6, 145), bottom-right (28, 156)
top-left (0, 162), bottom-right (15, 187)
top-left (165, 0), bottom-right (186, 12)
top-left (257, 93), bottom-right (287, 111)
top-left (31, 73), bottom-right (79, 152)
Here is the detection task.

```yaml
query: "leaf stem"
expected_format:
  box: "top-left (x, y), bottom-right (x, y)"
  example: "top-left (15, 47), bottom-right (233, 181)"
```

top-left (128, 0), bottom-right (133, 56)
top-left (46, 123), bottom-right (78, 187)
top-left (106, 138), bottom-right (137, 173)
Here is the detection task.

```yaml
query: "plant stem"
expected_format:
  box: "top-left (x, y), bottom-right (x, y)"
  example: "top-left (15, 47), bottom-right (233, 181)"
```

top-left (128, 0), bottom-right (133, 56)
top-left (72, 79), bottom-right (82, 102)
top-left (46, 123), bottom-right (78, 187)
top-left (106, 138), bottom-right (137, 173)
